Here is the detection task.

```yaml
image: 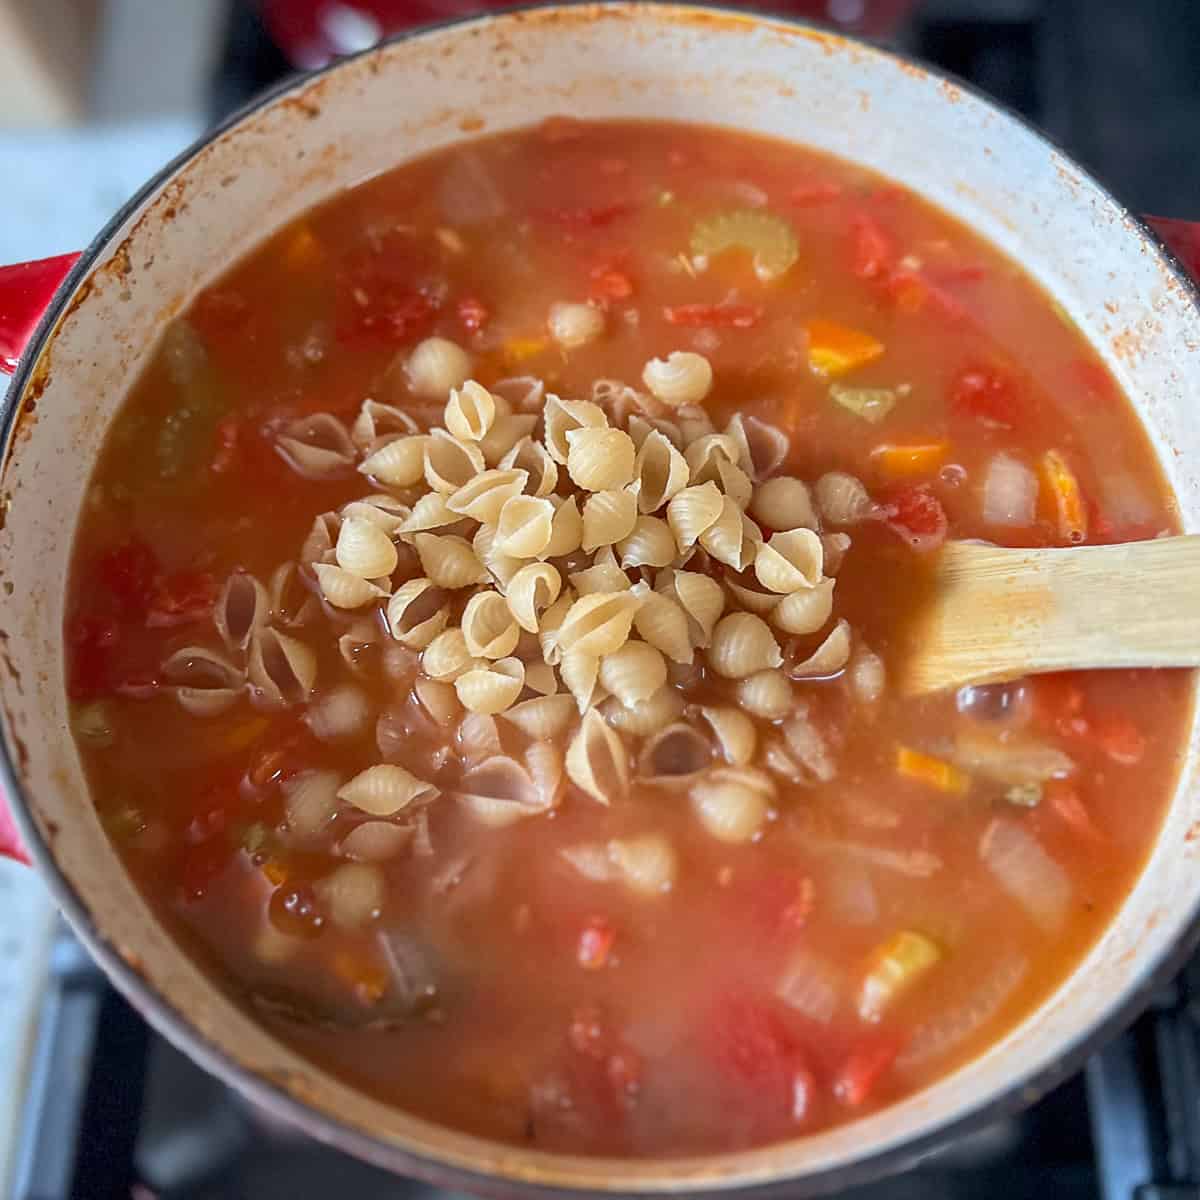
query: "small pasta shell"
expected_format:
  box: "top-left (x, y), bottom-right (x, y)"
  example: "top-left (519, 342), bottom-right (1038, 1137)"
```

top-left (500, 435), bottom-right (558, 497)
top-left (603, 685), bottom-right (684, 735)
top-left (315, 863), bottom-right (386, 930)
top-left (444, 379), bottom-right (497, 442)
top-left (566, 709), bottom-right (629, 805)
top-left (283, 769), bottom-right (341, 837)
top-left (478, 412), bottom-right (539, 465)
top-left (163, 646), bottom-right (245, 717)
top-left (736, 669), bottom-right (794, 720)
top-left (300, 510), bottom-right (340, 565)
top-left (823, 532), bottom-right (852, 575)
top-left (699, 496), bottom-right (759, 571)
top-left (461, 591), bottom-right (520, 659)
top-left (726, 575), bottom-right (781, 616)
top-left (635, 430), bottom-right (690, 514)
top-left (815, 471), bottom-right (877, 526)
top-left (305, 684), bottom-right (372, 742)
top-left (691, 768), bottom-right (774, 843)
top-left (399, 492), bottom-right (458, 535)
top-left (339, 821), bottom-right (415, 863)
top-left (569, 545), bottom-right (630, 597)
top-left (275, 413), bottom-right (356, 480)
top-left (599, 640), bottom-right (667, 707)
top-left (544, 496), bottom-right (584, 558)
top-left (336, 515), bottom-right (399, 579)
top-left (415, 675), bottom-right (462, 726)
top-left (659, 569), bottom-right (725, 647)
top-left (566, 427), bottom-right (636, 491)
top-left (772, 577), bottom-right (836, 635)
top-left (342, 493), bottom-right (412, 535)
top-left (790, 619), bottom-right (852, 678)
top-left (359, 435), bottom-right (428, 487)
top-left (213, 570), bottom-right (268, 653)
top-left (556, 590), bottom-right (643, 658)
top-left (617, 516), bottom-right (676, 569)
top-left (708, 612), bottom-right (783, 679)
top-left (422, 628), bottom-right (480, 681)
top-left (548, 300), bottom-right (605, 349)
top-left (351, 399), bottom-right (419, 450)
top-left (472, 524), bottom-right (523, 589)
top-left (457, 756), bottom-right (547, 827)
top-left (313, 563), bottom-right (388, 609)
top-left (524, 660), bottom-right (558, 695)
top-left (754, 528), bottom-right (825, 593)
top-left (750, 476), bottom-right (818, 532)
top-left (338, 764), bottom-right (437, 816)
top-left (685, 433), bottom-right (741, 483)
top-left (631, 585), bottom-right (693, 664)
top-left (699, 706), bottom-right (758, 766)
top-left (406, 336), bottom-right (472, 399)
top-left (424, 428), bottom-right (485, 494)
top-left (506, 562), bottom-right (563, 633)
top-left (560, 648), bottom-right (601, 712)
top-left (726, 413), bottom-right (790, 482)
top-left (667, 481), bottom-right (724, 550)
top-left (642, 350), bottom-right (713, 407)
top-left (543, 395), bottom-right (607, 464)
top-left (446, 468), bottom-right (528, 524)
top-left (537, 591), bottom-right (575, 666)
top-left (387, 578), bottom-right (450, 648)
top-left (638, 723), bottom-right (712, 785)
top-left (676, 404), bottom-right (715, 444)
top-left (582, 487), bottom-right (639, 552)
top-left (454, 656), bottom-right (525, 714)
top-left (458, 712), bottom-right (503, 763)
top-left (501, 693), bottom-right (576, 738)
top-left (495, 495), bottom-right (555, 559)
top-left (715, 456), bottom-right (754, 510)
top-left (413, 533), bottom-right (489, 588)
top-left (607, 834), bottom-right (677, 895)
top-left (526, 740), bottom-right (564, 810)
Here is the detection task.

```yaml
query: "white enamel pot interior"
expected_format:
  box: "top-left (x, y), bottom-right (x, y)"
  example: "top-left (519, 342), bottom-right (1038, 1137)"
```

top-left (3, 4), bottom-right (1200, 1196)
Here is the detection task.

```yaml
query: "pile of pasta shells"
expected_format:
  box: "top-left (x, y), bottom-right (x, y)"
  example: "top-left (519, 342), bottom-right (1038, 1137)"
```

top-left (179, 340), bottom-right (887, 871)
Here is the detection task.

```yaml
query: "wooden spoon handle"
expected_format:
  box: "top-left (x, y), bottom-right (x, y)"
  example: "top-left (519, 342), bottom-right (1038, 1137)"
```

top-left (905, 535), bottom-right (1200, 694)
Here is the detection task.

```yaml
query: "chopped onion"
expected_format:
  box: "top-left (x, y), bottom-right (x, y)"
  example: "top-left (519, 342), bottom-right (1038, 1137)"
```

top-left (809, 837), bottom-right (943, 878)
top-left (953, 727), bottom-right (1074, 785)
top-left (980, 817), bottom-right (1071, 932)
top-left (981, 453), bottom-right (1037, 527)
top-left (777, 948), bottom-right (844, 1024)
top-left (825, 864), bottom-right (880, 925)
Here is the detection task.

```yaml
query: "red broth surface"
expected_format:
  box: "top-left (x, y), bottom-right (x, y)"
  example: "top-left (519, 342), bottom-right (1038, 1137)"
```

top-left (65, 119), bottom-right (1190, 1155)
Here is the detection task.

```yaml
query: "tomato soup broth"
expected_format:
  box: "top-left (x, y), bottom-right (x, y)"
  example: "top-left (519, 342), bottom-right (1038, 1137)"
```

top-left (65, 119), bottom-right (1188, 1155)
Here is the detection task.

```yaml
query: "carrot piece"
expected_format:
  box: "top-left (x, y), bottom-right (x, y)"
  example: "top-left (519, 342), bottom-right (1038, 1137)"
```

top-left (803, 319), bottom-right (885, 378)
top-left (1045, 779), bottom-right (1105, 843)
top-left (282, 224), bottom-right (323, 272)
top-left (1040, 449), bottom-right (1088, 543)
top-left (896, 745), bottom-right (970, 795)
top-left (503, 336), bottom-right (551, 363)
top-left (872, 440), bottom-right (950, 477)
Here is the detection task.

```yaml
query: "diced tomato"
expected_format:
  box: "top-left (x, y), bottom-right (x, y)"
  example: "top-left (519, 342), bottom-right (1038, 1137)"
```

top-left (457, 295), bottom-right (489, 333)
top-left (664, 302), bottom-right (764, 329)
top-left (210, 416), bottom-right (240, 474)
top-left (885, 270), bottom-right (966, 321)
top-left (67, 614), bottom-right (118, 701)
top-left (589, 264), bottom-right (634, 302)
top-left (1090, 713), bottom-right (1146, 766)
top-left (541, 203), bottom-right (632, 231)
top-left (334, 239), bottom-right (444, 345)
top-left (734, 872), bottom-right (816, 940)
top-left (790, 180), bottom-right (842, 205)
top-left (949, 365), bottom-right (1022, 430)
top-left (1045, 779), bottom-right (1105, 844)
top-left (577, 916), bottom-right (616, 970)
top-left (882, 484), bottom-right (948, 552)
top-left (851, 215), bottom-right (893, 281)
top-left (146, 570), bottom-right (217, 629)
top-left (177, 838), bottom-right (231, 902)
top-left (832, 1038), bottom-right (901, 1108)
top-left (707, 994), bottom-right (794, 1091)
top-left (97, 538), bottom-right (159, 617)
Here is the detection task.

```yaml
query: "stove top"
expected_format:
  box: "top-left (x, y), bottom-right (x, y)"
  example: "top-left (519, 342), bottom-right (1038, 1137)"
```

top-left (10, 2), bottom-right (1200, 1197)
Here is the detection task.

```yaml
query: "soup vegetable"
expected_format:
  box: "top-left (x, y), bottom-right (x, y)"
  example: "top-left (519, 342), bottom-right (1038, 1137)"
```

top-left (65, 119), bottom-right (1188, 1155)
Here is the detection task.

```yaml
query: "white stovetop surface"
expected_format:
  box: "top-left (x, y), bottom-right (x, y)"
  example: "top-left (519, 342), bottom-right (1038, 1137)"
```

top-left (0, 3), bottom-right (222, 1194)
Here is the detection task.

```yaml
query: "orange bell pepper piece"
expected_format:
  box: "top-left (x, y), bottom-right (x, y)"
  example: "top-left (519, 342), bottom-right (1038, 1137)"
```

top-left (1040, 449), bottom-right (1088, 542)
top-left (803, 318), bottom-right (885, 378)
top-left (896, 745), bottom-right (970, 795)
top-left (871, 440), bottom-right (950, 477)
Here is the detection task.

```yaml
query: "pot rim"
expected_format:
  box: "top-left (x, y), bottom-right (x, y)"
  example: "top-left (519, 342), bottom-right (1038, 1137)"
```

top-left (4, 3), bottom-right (1200, 1195)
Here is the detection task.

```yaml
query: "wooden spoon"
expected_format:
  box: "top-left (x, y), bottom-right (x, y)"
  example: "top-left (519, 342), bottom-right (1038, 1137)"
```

top-left (902, 535), bottom-right (1200, 695)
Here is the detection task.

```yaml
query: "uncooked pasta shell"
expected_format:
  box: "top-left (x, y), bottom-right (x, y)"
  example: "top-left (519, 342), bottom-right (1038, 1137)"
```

top-left (699, 496), bottom-right (758, 570)
top-left (495, 495), bottom-right (555, 559)
top-left (543, 395), bottom-right (607, 464)
top-left (642, 351), bottom-right (713, 407)
top-left (789, 619), bottom-right (852, 678)
top-left (283, 769), bottom-right (341, 838)
top-left (772, 577), bottom-right (836, 635)
top-left (351, 399), bottom-right (418, 451)
top-left (454, 657), bottom-right (525, 714)
top-left (336, 515), bottom-right (399, 579)
top-left (499, 436), bottom-right (558, 497)
top-left (424, 428), bottom-right (485, 494)
top-left (617, 515), bottom-right (677, 569)
top-left (569, 546), bottom-right (630, 597)
top-left (339, 821), bottom-right (415, 863)
top-left (556, 590), bottom-right (643, 658)
top-left (461, 590), bottom-right (520, 659)
top-left (213, 570), bottom-right (268, 654)
top-left (543, 496), bottom-right (584, 559)
top-left (313, 563), bottom-right (388, 610)
top-left (708, 612), bottom-right (783, 679)
top-left (691, 767), bottom-right (776, 844)
top-left (501, 694), bottom-right (577, 738)
top-left (566, 709), bottom-right (629, 805)
top-left (444, 380), bottom-right (497, 443)
top-left (566, 426), bottom-right (636, 491)
top-left (602, 685), bottom-right (685, 735)
top-left (247, 629), bottom-right (317, 707)
top-left (359, 434), bottom-right (429, 487)
top-left (660, 569), bottom-right (725, 647)
top-left (726, 413), bottom-right (790, 482)
top-left (478, 413), bottom-right (538, 465)
top-left (607, 834), bottom-right (677, 895)
top-left (338, 763), bottom-right (438, 817)
top-left (698, 705), bottom-right (758, 766)
top-left (505, 562), bottom-right (563, 633)
top-left (413, 533), bottom-right (489, 588)
top-left (754, 528), bottom-right (825, 593)
top-left (275, 413), bottom-right (356, 480)
top-left (163, 646), bottom-right (245, 717)
top-left (599, 641), bottom-right (667, 707)
top-left (422, 628), bottom-right (480, 681)
top-left (387, 578), bottom-right (450, 648)
top-left (638, 722), bottom-right (712, 785)
top-left (305, 684), bottom-right (372, 742)
top-left (736, 669), bottom-right (794, 720)
top-left (342, 493), bottom-right (411, 535)
top-left (446, 467), bottom-right (528, 524)
top-left (314, 863), bottom-right (386, 930)
top-left (750, 476), bottom-right (818, 532)
top-left (560, 648), bottom-right (601, 712)
top-left (630, 586), bottom-right (693, 664)
top-left (667, 481), bottom-right (724, 550)
top-left (581, 487), bottom-right (639, 552)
